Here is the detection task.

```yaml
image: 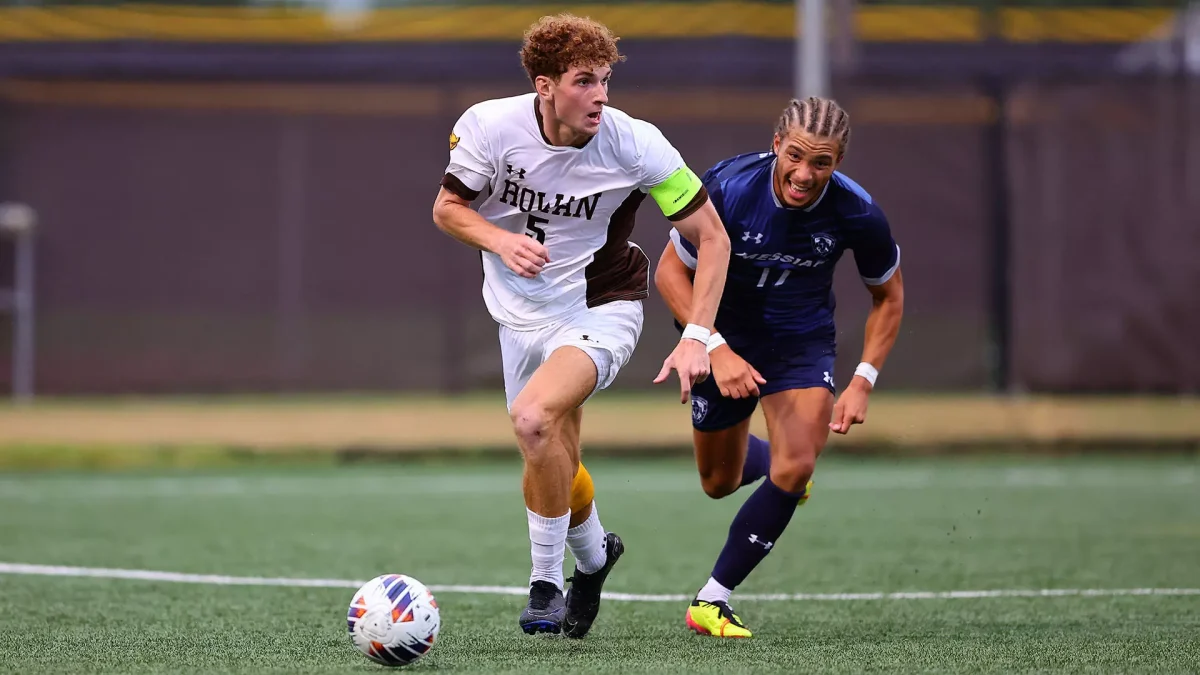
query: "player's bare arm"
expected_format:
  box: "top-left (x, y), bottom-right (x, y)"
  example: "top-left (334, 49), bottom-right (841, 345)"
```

top-left (655, 242), bottom-right (764, 400)
top-left (653, 199), bottom-right (731, 403)
top-left (670, 199), bottom-right (729, 332)
top-left (830, 268), bottom-right (905, 434)
top-left (432, 187), bottom-right (550, 279)
top-left (653, 236), bottom-right (694, 326)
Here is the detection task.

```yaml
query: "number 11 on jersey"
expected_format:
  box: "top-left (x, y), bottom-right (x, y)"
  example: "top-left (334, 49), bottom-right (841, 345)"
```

top-left (525, 214), bottom-right (548, 244)
top-left (756, 268), bottom-right (791, 288)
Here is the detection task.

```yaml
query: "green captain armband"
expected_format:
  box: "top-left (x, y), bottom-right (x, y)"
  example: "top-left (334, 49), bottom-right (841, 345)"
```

top-left (648, 166), bottom-right (704, 218)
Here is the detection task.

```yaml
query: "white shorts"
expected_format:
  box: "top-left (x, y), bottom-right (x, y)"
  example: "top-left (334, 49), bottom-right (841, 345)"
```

top-left (499, 300), bottom-right (644, 412)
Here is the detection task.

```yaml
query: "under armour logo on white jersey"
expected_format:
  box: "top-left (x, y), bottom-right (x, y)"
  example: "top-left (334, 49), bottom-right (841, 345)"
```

top-left (748, 534), bottom-right (774, 550)
top-left (505, 164), bottom-right (527, 179)
top-left (742, 231), bottom-right (763, 244)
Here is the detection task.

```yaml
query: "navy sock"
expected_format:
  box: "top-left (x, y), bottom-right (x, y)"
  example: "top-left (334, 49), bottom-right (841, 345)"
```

top-left (739, 434), bottom-right (770, 487)
top-left (711, 477), bottom-right (804, 590)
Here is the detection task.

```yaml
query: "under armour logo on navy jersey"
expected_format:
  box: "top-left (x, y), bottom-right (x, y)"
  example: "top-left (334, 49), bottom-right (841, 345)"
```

top-left (748, 534), bottom-right (774, 550)
top-left (506, 164), bottom-right (527, 179)
top-left (811, 233), bottom-right (836, 257)
top-left (742, 231), bottom-right (763, 244)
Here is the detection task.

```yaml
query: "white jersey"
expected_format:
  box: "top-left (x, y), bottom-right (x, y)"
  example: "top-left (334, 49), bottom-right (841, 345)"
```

top-left (442, 93), bottom-right (689, 330)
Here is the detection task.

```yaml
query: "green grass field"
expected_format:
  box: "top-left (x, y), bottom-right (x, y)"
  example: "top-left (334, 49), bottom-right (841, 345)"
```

top-left (2, 454), bottom-right (1198, 673)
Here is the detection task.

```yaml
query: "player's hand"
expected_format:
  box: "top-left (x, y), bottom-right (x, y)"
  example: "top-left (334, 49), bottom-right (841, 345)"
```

top-left (829, 378), bottom-right (871, 434)
top-left (495, 232), bottom-right (550, 279)
top-left (710, 346), bottom-right (766, 400)
top-left (653, 338), bottom-right (711, 404)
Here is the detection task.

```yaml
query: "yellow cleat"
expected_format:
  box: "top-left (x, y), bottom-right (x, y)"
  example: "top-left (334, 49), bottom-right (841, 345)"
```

top-left (799, 479), bottom-right (814, 506)
top-left (685, 598), bottom-right (753, 638)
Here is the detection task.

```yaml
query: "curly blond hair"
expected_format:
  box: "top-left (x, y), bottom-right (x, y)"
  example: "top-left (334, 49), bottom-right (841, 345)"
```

top-left (519, 13), bottom-right (626, 83)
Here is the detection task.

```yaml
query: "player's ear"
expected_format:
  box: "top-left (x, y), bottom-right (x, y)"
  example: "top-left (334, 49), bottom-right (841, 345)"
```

top-left (533, 74), bottom-right (554, 100)
top-left (771, 134), bottom-right (781, 155)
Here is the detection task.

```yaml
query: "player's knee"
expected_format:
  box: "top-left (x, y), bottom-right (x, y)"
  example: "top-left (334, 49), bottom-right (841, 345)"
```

top-left (698, 467), bottom-right (740, 500)
top-left (769, 454), bottom-right (816, 495)
top-left (510, 401), bottom-right (556, 453)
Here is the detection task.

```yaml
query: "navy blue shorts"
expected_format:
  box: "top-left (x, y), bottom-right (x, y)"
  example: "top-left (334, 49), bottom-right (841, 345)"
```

top-left (689, 341), bottom-right (836, 432)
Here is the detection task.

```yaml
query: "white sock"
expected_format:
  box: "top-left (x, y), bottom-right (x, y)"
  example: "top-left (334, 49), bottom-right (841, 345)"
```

top-left (565, 504), bottom-right (608, 575)
top-left (527, 509), bottom-right (570, 591)
top-left (697, 577), bottom-right (732, 605)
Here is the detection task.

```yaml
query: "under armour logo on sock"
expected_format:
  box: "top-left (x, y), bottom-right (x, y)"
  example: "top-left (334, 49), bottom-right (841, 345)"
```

top-left (748, 534), bottom-right (774, 550)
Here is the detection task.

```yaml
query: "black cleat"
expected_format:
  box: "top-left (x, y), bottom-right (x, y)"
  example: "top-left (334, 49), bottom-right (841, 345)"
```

top-left (519, 580), bottom-right (565, 635)
top-left (563, 532), bottom-right (625, 638)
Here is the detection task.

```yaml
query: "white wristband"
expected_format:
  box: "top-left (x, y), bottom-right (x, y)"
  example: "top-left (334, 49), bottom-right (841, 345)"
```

top-left (681, 323), bottom-right (711, 345)
top-left (854, 362), bottom-right (879, 387)
top-left (706, 332), bottom-right (727, 354)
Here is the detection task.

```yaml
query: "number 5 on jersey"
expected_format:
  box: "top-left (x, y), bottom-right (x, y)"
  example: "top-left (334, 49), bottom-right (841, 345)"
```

top-left (525, 214), bottom-right (548, 245)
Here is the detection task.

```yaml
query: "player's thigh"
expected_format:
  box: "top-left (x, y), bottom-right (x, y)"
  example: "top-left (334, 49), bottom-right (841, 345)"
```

top-left (545, 300), bottom-right (644, 402)
top-left (759, 387), bottom-right (834, 493)
top-left (509, 345), bottom-right (598, 446)
top-left (498, 324), bottom-right (546, 414)
top-left (689, 365), bottom-right (759, 498)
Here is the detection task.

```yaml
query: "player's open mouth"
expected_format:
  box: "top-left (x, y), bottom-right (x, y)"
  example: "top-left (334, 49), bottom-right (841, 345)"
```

top-left (786, 179), bottom-right (811, 201)
top-left (586, 111), bottom-right (602, 124)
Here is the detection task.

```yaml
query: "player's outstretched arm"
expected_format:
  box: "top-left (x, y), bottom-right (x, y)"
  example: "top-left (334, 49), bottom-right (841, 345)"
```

top-left (670, 200), bottom-right (730, 332)
top-left (831, 268), bottom-right (905, 433)
top-left (656, 241), bottom-right (765, 400)
top-left (652, 201), bottom-right (731, 403)
top-left (653, 240), bottom-right (695, 327)
top-left (432, 187), bottom-right (550, 279)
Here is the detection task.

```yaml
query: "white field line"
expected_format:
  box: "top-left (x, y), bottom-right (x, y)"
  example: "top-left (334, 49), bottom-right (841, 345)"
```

top-left (1, 562), bottom-right (1198, 603)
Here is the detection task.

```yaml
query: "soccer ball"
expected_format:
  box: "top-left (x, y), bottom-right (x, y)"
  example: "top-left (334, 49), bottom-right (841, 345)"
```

top-left (346, 574), bottom-right (440, 667)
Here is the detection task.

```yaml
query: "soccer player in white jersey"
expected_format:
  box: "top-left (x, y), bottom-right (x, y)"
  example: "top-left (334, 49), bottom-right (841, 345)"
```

top-left (431, 14), bottom-right (731, 638)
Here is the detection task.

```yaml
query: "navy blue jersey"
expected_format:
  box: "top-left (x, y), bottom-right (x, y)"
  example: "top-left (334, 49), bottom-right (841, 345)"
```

top-left (671, 151), bottom-right (899, 351)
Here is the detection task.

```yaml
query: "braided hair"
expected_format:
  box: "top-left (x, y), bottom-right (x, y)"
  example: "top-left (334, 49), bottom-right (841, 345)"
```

top-left (774, 97), bottom-right (851, 155)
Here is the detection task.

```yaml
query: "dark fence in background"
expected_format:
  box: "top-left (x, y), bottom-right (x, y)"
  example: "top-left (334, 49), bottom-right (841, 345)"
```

top-left (0, 0), bottom-right (1196, 395)
top-left (0, 76), bottom-right (1195, 395)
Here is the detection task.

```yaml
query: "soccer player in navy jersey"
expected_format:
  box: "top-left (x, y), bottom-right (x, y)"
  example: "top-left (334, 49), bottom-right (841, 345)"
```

top-left (654, 97), bottom-right (905, 637)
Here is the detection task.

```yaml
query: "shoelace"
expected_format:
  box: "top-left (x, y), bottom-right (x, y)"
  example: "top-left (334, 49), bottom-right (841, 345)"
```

top-left (717, 603), bottom-right (744, 626)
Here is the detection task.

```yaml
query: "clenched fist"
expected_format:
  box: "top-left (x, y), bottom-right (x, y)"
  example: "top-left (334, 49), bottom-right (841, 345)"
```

top-left (496, 232), bottom-right (550, 278)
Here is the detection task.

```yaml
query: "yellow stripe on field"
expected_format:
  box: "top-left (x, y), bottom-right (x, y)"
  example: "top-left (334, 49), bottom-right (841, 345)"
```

top-left (0, 5), bottom-right (1177, 43)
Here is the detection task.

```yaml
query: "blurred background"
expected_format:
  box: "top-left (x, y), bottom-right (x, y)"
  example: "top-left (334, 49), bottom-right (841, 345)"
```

top-left (0, 0), bottom-right (1197, 457)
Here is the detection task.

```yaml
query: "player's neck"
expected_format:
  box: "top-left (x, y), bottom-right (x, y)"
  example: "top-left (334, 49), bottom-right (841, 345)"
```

top-left (535, 98), bottom-right (591, 149)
